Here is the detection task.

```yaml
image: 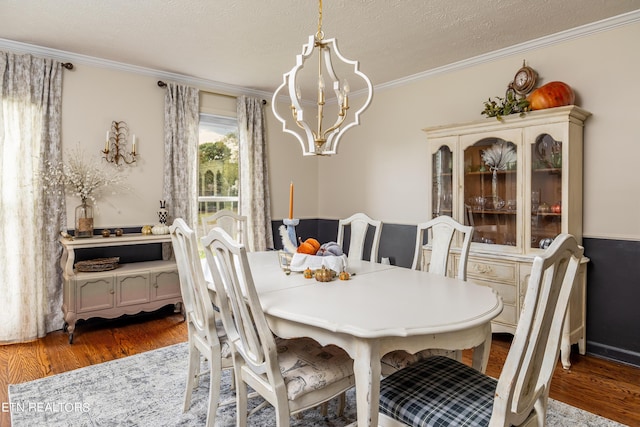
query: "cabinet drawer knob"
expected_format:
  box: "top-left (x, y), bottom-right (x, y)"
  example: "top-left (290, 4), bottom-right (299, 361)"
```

top-left (109, 289), bottom-right (115, 294)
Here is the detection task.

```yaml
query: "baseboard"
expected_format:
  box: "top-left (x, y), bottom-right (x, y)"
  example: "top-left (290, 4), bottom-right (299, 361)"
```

top-left (587, 341), bottom-right (640, 368)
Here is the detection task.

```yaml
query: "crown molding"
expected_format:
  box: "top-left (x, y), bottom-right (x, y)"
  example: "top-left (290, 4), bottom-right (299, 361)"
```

top-left (1, 9), bottom-right (638, 99)
top-left (0, 38), bottom-right (272, 101)
top-left (374, 9), bottom-right (640, 93)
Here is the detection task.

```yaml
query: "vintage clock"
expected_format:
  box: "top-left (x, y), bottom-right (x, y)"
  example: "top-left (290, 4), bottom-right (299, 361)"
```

top-left (510, 61), bottom-right (538, 96)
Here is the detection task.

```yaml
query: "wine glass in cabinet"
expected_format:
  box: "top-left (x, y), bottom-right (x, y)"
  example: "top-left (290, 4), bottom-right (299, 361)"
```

top-left (529, 133), bottom-right (563, 250)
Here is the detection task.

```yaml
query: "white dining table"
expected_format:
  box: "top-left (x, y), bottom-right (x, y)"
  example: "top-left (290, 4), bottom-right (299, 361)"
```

top-left (234, 251), bottom-right (503, 427)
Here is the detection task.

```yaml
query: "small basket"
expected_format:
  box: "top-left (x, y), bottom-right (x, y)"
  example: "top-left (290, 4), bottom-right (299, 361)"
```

top-left (75, 257), bottom-right (120, 272)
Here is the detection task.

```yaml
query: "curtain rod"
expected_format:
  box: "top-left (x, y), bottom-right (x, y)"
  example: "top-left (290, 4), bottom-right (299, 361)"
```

top-left (62, 62), bottom-right (73, 70)
top-left (157, 80), bottom-right (266, 105)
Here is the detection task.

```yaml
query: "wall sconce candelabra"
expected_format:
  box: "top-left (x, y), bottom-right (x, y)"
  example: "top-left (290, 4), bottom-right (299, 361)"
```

top-left (102, 121), bottom-right (137, 165)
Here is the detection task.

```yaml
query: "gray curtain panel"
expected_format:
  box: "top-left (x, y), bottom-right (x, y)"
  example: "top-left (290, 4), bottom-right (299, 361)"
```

top-left (0, 51), bottom-right (64, 342)
top-left (162, 82), bottom-right (199, 257)
top-left (237, 96), bottom-right (273, 252)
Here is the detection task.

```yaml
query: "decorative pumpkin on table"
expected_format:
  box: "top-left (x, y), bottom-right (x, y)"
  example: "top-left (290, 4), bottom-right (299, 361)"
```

top-left (314, 265), bottom-right (336, 282)
top-left (297, 237), bottom-right (321, 255)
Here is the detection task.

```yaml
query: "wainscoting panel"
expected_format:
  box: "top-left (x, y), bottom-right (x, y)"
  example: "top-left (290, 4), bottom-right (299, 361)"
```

top-left (582, 237), bottom-right (640, 366)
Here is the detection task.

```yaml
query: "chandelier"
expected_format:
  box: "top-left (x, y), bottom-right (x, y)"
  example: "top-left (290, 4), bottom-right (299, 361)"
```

top-left (272, 0), bottom-right (373, 156)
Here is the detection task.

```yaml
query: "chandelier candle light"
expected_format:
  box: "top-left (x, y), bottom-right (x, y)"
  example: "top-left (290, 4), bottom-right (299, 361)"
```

top-left (272, 0), bottom-right (373, 156)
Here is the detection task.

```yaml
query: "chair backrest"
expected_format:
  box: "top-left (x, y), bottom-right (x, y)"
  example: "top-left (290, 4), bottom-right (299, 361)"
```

top-left (491, 234), bottom-right (583, 426)
top-left (201, 209), bottom-right (249, 247)
top-left (337, 212), bottom-right (382, 263)
top-left (201, 227), bottom-right (282, 385)
top-left (169, 218), bottom-right (218, 342)
top-left (412, 215), bottom-right (474, 280)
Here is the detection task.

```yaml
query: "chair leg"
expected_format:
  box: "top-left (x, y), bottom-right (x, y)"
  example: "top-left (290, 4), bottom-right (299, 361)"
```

top-left (230, 368), bottom-right (236, 391)
top-left (320, 402), bottom-right (328, 417)
top-left (206, 352), bottom-right (222, 427)
top-left (337, 392), bottom-right (346, 416)
top-left (236, 373), bottom-right (249, 427)
top-left (274, 401), bottom-right (290, 427)
top-left (183, 343), bottom-right (200, 412)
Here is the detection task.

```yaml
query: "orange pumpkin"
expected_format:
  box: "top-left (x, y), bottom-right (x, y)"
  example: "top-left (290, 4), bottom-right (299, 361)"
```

top-left (306, 238), bottom-right (321, 252)
top-left (527, 81), bottom-right (575, 110)
top-left (297, 238), bottom-right (320, 255)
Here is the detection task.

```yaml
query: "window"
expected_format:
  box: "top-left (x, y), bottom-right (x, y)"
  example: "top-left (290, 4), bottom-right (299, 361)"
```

top-left (198, 114), bottom-right (239, 227)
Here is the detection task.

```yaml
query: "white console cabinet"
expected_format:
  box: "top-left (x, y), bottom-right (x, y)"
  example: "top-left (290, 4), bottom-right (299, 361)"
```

top-left (59, 234), bottom-right (181, 343)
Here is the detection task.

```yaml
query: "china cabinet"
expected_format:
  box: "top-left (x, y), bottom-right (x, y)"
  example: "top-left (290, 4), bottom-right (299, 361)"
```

top-left (59, 234), bottom-right (182, 343)
top-left (425, 105), bottom-right (590, 368)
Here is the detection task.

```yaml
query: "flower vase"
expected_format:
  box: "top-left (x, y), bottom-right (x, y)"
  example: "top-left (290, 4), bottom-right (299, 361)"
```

top-left (75, 200), bottom-right (94, 238)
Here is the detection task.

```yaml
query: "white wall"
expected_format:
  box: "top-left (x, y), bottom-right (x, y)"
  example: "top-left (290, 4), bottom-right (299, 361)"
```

top-left (307, 21), bottom-right (640, 240)
top-left (46, 19), bottom-right (640, 241)
top-left (60, 62), bottom-right (318, 229)
top-left (61, 65), bottom-right (165, 229)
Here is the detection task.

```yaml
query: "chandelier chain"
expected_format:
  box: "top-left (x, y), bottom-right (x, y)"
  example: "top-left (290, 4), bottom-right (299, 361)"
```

top-left (316, 0), bottom-right (324, 40)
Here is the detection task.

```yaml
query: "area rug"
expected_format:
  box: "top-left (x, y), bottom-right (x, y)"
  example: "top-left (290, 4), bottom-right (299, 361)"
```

top-left (8, 342), bottom-right (627, 426)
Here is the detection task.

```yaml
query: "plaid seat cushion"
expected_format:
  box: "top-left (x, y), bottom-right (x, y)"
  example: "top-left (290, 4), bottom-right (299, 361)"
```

top-left (379, 355), bottom-right (497, 427)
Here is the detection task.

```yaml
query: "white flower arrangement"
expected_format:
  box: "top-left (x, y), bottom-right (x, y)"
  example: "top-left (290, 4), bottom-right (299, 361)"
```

top-left (481, 141), bottom-right (516, 171)
top-left (41, 145), bottom-right (127, 204)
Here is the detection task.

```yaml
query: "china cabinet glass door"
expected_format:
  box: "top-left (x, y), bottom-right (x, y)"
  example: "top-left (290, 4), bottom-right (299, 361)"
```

top-left (530, 133), bottom-right (563, 249)
top-left (463, 137), bottom-right (518, 246)
top-left (432, 146), bottom-right (453, 217)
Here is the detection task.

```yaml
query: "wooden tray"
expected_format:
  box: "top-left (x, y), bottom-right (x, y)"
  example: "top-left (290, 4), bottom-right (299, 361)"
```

top-left (75, 257), bottom-right (120, 272)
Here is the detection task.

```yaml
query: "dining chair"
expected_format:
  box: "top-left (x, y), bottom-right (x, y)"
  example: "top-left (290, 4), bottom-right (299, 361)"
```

top-left (381, 215), bottom-right (474, 375)
top-left (378, 233), bottom-right (584, 427)
top-left (201, 209), bottom-right (249, 247)
top-left (411, 215), bottom-right (474, 280)
top-left (337, 212), bottom-right (382, 263)
top-left (201, 227), bottom-right (356, 427)
top-left (169, 218), bottom-right (234, 427)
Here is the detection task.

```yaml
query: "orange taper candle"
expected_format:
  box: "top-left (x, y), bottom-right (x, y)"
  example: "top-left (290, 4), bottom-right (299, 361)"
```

top-left (289, 181), bottom-right (294, 219)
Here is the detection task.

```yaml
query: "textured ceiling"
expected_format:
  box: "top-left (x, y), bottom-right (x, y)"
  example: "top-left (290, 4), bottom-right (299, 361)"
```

top-left (1, 0), bottom-right (639, 95)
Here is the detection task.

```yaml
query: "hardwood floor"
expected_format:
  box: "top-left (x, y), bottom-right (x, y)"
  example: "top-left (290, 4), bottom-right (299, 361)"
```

top-left (2, 308), bottom-right (639, 426)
